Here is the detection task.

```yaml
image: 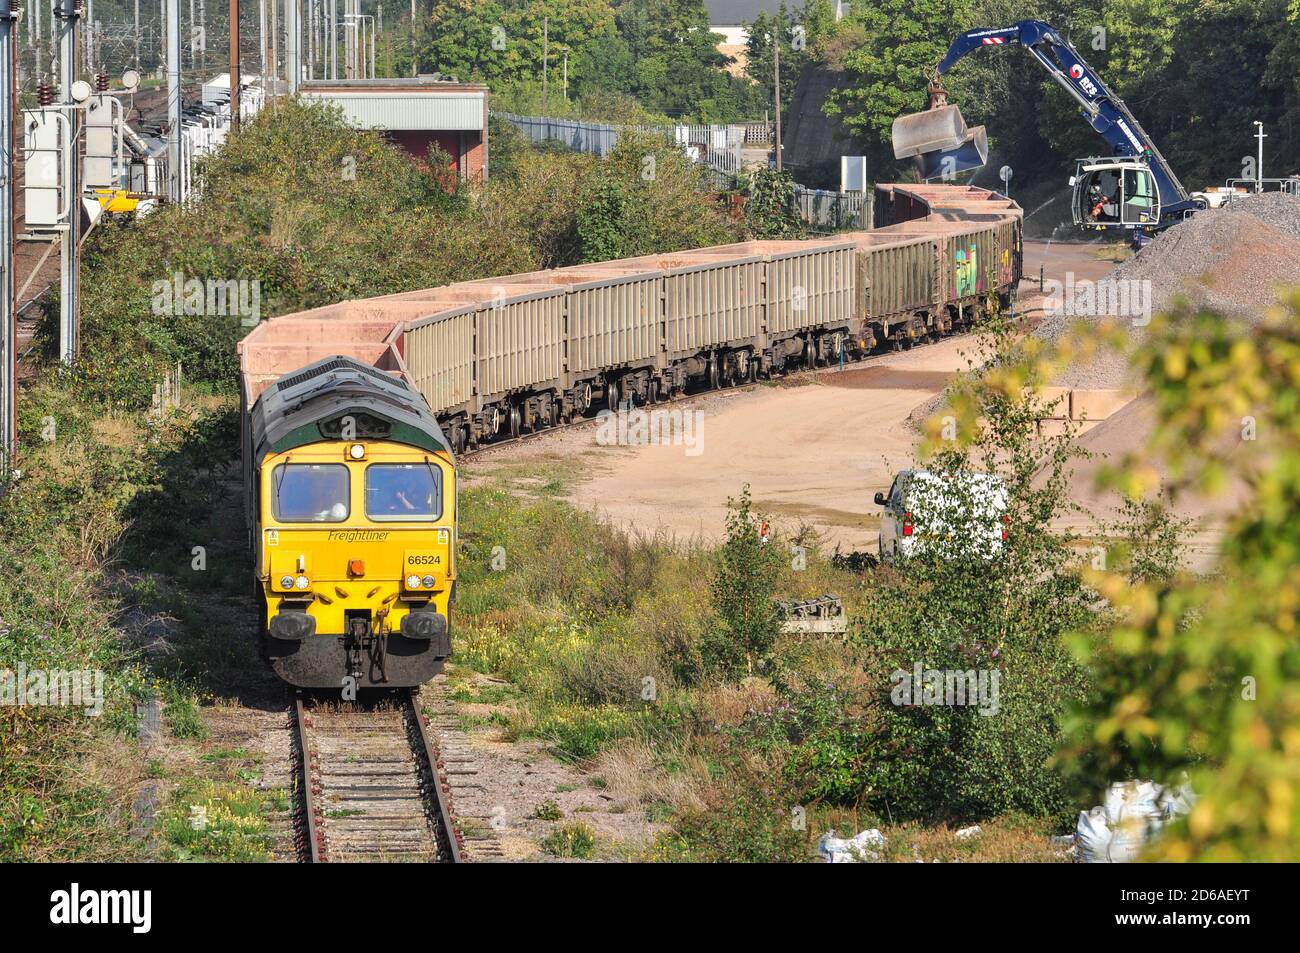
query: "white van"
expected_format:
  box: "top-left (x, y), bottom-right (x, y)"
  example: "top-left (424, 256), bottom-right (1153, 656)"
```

top-left (874, 468), bottom-right (1009, 563)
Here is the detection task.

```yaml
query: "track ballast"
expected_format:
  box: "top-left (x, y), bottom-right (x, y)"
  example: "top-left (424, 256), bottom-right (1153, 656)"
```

top-left (293, 690), bottom-right (463, 863)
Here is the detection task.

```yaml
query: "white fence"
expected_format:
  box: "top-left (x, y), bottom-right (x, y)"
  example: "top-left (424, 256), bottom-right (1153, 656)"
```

top-left (495, 111), bottom-right (746, 187)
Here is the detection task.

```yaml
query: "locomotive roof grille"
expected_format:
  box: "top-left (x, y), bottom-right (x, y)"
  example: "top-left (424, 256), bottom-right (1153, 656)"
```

top-left (274, 357), bottom-right (402, 395)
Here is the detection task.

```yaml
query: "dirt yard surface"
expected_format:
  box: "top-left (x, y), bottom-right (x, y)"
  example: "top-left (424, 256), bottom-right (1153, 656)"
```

top-left (467, 242), bottom-right (1131, 555)
top-left (580, 345), bottom-right (967, 552)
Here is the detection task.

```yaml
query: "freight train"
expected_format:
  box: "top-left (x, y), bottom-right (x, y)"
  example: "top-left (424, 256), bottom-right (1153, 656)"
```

top-left (239, 183), bottom-right (1022, 688)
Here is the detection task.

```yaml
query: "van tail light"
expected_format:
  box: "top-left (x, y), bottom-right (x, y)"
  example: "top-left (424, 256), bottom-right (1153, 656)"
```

top-left (1001, 514), bottom-right (1010, 541)
top-left (902, 511), bottom-right (914, 537)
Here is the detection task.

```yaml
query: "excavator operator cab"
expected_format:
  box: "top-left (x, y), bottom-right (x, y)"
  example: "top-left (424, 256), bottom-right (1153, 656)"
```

top-left (1070, 160), bottom-right (1161, 230)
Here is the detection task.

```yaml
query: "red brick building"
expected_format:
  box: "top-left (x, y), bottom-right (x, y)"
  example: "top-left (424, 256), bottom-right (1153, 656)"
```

top-left (300, 78), bottom-right (489, 181)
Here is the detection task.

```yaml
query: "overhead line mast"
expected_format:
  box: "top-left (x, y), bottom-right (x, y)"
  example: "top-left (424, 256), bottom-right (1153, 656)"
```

top-left (57, 0), bottom-right (80, 365)
top-left (1, 0), bottom-right (15, 472)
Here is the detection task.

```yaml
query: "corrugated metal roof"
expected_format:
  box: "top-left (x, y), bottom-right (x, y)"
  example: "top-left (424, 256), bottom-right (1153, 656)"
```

top-left (704, 0), bottom-right (782, 24)
top-left (299, 88), bottom-right (486, 132)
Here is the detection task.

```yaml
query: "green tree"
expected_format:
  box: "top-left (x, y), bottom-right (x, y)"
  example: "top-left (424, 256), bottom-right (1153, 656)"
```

top-left (827, 0), bottom-right (978, 150)
top-left (618, 0), bottom-right (766, 120)
top-left (706, 485), bottom-right (783, 678)
top-left (576, 177), bottom-right (634, 261)
top-left (740, 166), bottom-right (806, 239)
top-left (413, 0), bottom-right (765, 121)
top-left (418, 0), bottom-right (615, 87)
top-left (418, 0), bottom-right (510, 80)
top-left (850, 315), bottom-right (1095, 822)
top-left (745, 0), bottom-right (836, 115)
top-left (570, 19), bottom-right (638, 98)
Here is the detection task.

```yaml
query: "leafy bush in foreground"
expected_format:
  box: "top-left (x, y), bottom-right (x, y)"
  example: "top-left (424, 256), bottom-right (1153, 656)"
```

top-left (1063, 293), bottom-right (1300, 861)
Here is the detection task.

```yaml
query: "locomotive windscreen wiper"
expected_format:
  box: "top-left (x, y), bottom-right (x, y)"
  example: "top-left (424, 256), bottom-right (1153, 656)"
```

top-left (273, 459), bottom-right (288, 518)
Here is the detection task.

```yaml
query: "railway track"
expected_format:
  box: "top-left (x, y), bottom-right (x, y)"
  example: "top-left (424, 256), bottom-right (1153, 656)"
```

top-left (293, 690), bottom-right (463, 863)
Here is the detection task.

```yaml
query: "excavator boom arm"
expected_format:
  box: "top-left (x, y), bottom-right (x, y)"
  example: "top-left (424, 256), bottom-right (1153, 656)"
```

top-left (936, 19), bottom-right (1191, 207)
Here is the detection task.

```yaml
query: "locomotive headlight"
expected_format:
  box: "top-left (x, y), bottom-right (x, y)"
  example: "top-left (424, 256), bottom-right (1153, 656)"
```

top-left (294, 575), bottom-right (310, 590)
top-left (421, 575), bottom-right (436, 589)
top-left (406, 574), bottom-right (422, 589)
top-left (348, 444), bottom-right (366, 460)
top-left (279, 575), bottom-right (294, 590)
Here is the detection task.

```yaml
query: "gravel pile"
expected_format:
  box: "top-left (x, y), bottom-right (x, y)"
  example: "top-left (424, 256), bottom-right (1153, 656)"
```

top-left (1037, 193), bottom-right (1300, 388)
top-left (1222, 191), bottom-right (1300, 241)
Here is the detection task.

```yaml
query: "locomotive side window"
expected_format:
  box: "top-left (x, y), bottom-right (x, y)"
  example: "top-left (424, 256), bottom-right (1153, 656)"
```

top-left (366, 464), bottom-right (443, 521)
top-left (272, 464), bottom-right (350, 522)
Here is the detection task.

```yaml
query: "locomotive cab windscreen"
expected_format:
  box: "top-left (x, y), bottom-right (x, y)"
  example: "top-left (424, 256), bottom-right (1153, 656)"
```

top-left (1071, 160), bottom-right (1161, 229)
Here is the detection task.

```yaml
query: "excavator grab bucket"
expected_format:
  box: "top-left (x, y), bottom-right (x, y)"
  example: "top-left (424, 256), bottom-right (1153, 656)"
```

top-left (891, 104), bottom-right (970, 160)
top-left (913, 125), bottom-right (989, 180)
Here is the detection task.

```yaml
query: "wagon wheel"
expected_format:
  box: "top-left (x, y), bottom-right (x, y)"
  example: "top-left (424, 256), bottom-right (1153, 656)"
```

top-left (549, 400), bottom-right (562, 427)
top-left (509, 404), bottom-right (522, 438)
top-left (606, 379), bottom-right (620, 412)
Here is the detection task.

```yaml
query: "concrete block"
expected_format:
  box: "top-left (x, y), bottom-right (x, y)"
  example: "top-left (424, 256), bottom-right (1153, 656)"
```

top-left (1069, 389), bottom-right (1136, 421)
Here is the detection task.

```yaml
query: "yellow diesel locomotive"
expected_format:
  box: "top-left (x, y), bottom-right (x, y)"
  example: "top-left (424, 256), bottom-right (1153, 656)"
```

top-left (244, 356), bottom-right (456, 688)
